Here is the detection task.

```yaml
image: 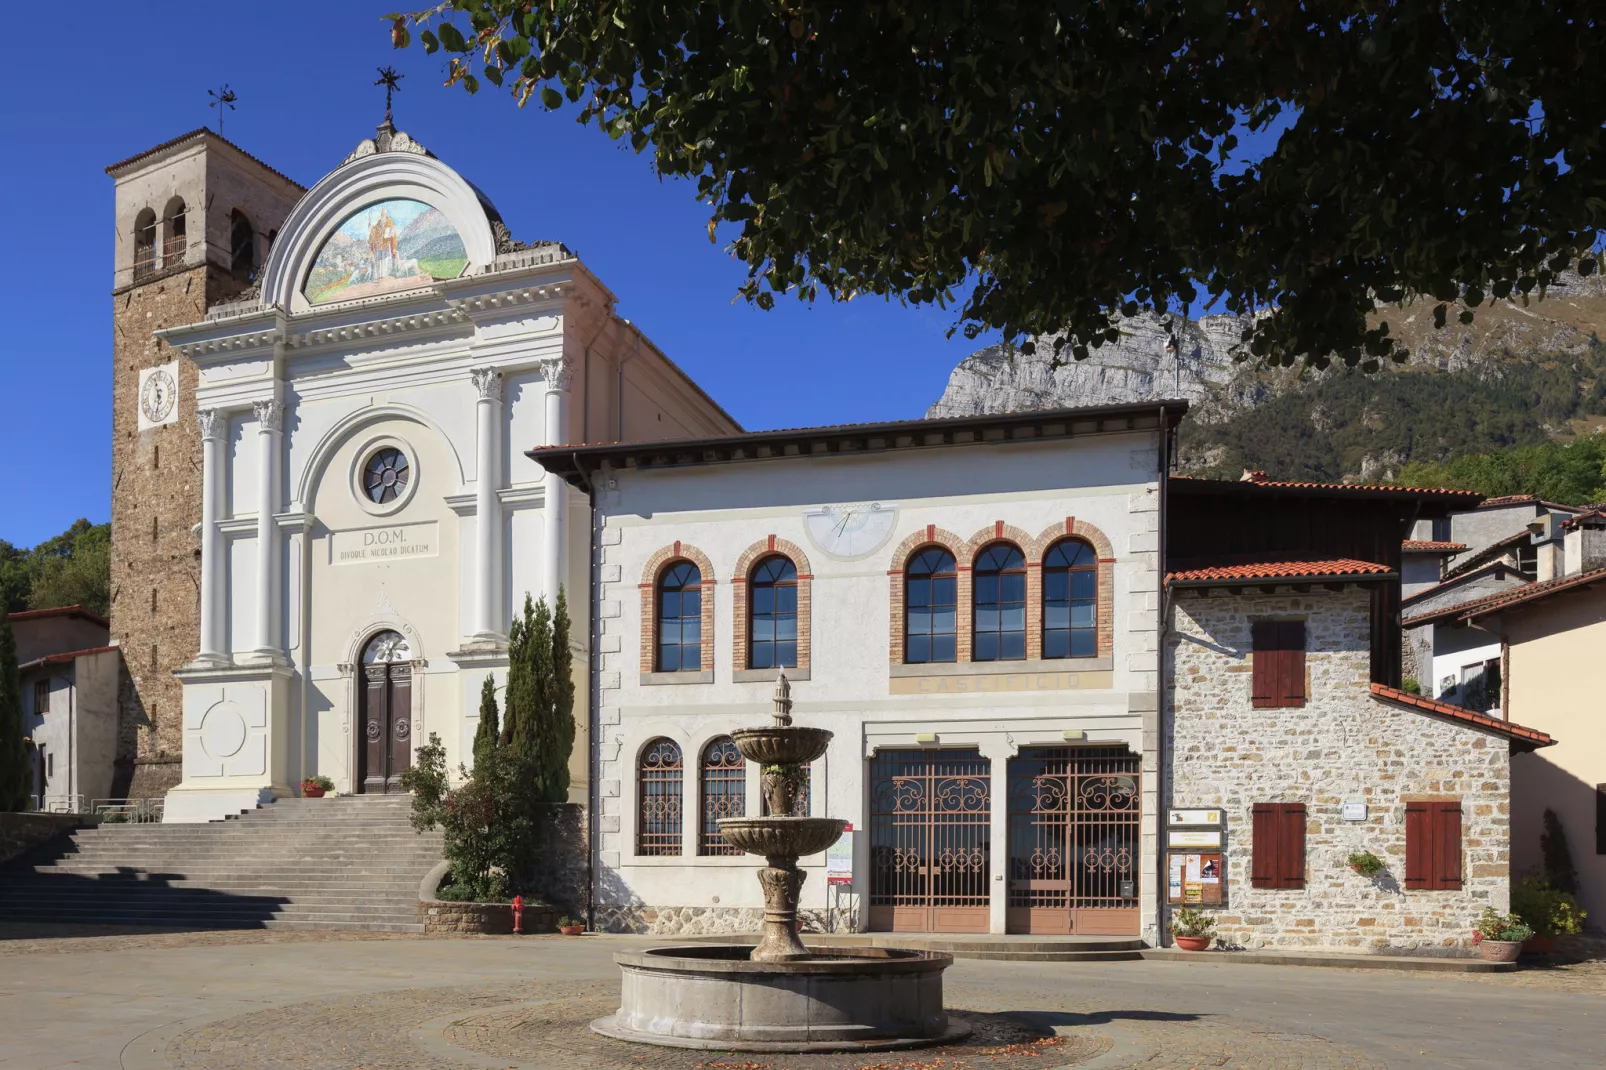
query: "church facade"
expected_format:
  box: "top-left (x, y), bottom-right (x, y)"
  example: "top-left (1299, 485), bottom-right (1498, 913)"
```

top-left (110, 123), bottom-right (737, 823)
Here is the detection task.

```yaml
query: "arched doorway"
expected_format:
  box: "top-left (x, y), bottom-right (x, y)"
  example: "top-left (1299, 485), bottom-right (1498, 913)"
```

top-left (358, 630), bottom-right (413, 793)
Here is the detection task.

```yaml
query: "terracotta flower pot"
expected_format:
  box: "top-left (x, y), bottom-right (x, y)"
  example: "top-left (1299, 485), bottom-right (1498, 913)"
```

top-left (1524, 935), bottom-right (1557, 955)
top-left (302, 786), bottom-right (326, 798)
top-left (559, 924), bottom-right (585, 936)
top-left (1174, 935), bottom-right (1212, 952)
top-left (1478, 939), bottom-right (1523, 963)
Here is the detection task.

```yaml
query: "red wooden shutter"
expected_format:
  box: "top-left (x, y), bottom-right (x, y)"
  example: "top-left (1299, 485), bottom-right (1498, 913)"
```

top-left (1277, 622), bottom-right (1307, 708)
top-left (1279, 803), bottom-right (1307, 888)
top-left (1251, 623), bottom-right (1277, 707)
top-left (1432, 802), bottom-right (1463, 890)
top-left (1404, 802), bottom-right (1429, 888)
top-left (1251, 803), bottom-right (1279, 887)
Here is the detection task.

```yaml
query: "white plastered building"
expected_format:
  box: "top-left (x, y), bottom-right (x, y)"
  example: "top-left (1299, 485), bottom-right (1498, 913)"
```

top-left (156, 123), bottom-right (739, 822)
top-left (535, 404), bottom-right (1184, 942)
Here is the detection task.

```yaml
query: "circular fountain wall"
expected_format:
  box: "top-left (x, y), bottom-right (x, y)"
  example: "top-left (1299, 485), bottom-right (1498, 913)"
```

top-left (590, 945), bottom-right (969, 1052)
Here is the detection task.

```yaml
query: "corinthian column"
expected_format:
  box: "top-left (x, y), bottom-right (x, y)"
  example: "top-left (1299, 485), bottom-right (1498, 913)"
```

top-left (537, 356), bottom-right (572, 609)
top-left (196, 408), bottom-right (228, 665)
top-left (470, 367), bottom-right (505, 644)
top-left (252, 399), bottom-right (285, 661)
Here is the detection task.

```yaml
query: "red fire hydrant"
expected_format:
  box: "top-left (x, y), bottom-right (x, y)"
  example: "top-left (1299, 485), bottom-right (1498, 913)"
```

top-left (512, 894), bottom-right (524, 935)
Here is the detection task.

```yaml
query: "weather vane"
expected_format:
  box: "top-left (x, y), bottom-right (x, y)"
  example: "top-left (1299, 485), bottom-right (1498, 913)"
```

top-left (375, 66), bottom-right (404, 123)
top-left (208, 85), bottom-right (237, 136)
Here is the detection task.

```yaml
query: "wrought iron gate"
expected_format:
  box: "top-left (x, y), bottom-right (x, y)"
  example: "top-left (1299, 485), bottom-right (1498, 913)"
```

top-left (1006, 746), bottom-right (1140, 934)
top-left (869, 749), bottom-right (991, 932)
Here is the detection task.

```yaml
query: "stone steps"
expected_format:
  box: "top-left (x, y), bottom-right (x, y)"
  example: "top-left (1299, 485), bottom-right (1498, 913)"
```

top-left (0, 796), bottom-right (441, 934)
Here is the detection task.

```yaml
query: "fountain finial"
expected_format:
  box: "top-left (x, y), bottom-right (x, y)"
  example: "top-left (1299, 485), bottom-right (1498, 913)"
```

top-left (771, 668), bottom-right (793, 727)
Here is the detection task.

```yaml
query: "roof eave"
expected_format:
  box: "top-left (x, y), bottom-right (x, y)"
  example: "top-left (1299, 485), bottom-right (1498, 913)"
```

top-left (1168, 571), bottom-right (1397, 590)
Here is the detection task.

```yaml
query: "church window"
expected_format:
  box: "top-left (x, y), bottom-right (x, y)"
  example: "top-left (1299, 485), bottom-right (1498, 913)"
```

top-left (747, 555), bottom-right (797, 669)
top-left (698, 737), bottom-right (745, 855)
top-left (363, 630), bottom-right (412, 662)
top-left (972, 543), bottom-right (1026, 661)
top-left (1043, 539), bottom-right (1098, 659)
top-left (162, 198), bottom-right (187, 267)
top-left (637, 738), bottom-right (683, 856)
top-left (362, 448), bottom-right (411, 505)
top-left (230, 210), bottom-right (256, 282)
top-left (133, 209), bottom-right (157, 280)
top-left (656, 562), bottom-right (703, 672)
top-left (904, 547), bottom-right (957, 663)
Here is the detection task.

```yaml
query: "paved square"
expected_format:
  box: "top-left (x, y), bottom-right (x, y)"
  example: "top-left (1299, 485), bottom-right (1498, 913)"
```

top-left (0, 927), bottom-right (1599, 1069)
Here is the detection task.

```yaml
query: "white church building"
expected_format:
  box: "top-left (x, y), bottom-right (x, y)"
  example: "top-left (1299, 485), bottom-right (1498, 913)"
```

top-left (153, 124), bottom-right (739, 822)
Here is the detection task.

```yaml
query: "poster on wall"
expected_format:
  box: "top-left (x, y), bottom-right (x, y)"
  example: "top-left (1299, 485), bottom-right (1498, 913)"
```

top-left (827, 824), bottom-right (854, 885)
top-left (1167, 851), bottom-right (1224, 905)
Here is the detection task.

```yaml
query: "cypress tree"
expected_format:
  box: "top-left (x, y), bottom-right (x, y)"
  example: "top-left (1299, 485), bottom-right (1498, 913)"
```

top-left (0, 616), bottom-right (29, 811)
top-left (472, 674), bottom-right (500, 767)
top-left (501, 595), bottom-right (535, 749)
top-left (522, 597), bottom-right (554, 772)
top-left (545, 586), bottom-right (576, 803)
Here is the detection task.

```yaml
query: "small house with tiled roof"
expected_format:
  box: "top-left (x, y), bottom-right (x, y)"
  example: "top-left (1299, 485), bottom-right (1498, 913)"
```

top-left (8, 607), bottom-right (123, 811)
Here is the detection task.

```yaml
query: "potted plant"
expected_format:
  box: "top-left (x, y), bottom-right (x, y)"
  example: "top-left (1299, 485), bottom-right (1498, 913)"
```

top-left (558, 915), bottom-right (585, 936)
top-left (1346, 850), bottom-right (1384, 878)
top-left (300, 775), bottom-right (335, 798)
top-left (1471, 907), bottom-right (1533, 962)
top-left (1511, 876), bottom-right (1588, 954)
top-left (1170, 906), bottom-right (1217, 952)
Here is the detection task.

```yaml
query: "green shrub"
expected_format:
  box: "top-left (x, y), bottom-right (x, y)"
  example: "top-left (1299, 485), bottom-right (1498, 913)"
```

top-left (1170, 906), bottom-right (1217, 938)
top-left (1511, 875), bottom-right (1588, 938)
top-left (401, 732), bottom-right (539, 903)
top-left (1346, 850), bottom-right (1385, 877)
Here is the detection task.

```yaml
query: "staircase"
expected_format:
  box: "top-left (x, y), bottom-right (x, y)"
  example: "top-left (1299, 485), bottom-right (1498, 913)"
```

top-left (0, 795), bottom-right (443, 933)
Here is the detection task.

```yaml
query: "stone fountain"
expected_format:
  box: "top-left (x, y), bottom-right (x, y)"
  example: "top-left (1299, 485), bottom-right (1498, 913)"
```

top-left (590, 673), bottom-right (967, 1052)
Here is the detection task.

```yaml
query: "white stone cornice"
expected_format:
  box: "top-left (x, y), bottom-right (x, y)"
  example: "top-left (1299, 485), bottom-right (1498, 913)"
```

top-left (253, 399), bottom-right (285, 433)
top-left (469, 366), bottom-right (505, 402)
top-left (537, 356), bottom-right (574, 393)
top-left (444, 484), bottom-right (546, 516)
top-left (196, 408), bottom-right (226, 441)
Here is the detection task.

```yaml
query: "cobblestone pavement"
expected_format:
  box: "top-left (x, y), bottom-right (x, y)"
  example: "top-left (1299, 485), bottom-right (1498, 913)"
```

top-left (1, 929), bottom-right (1599, 1069)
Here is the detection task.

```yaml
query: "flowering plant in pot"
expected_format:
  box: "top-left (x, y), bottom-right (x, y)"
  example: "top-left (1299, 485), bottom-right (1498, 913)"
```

top-left (1170, 906), bottom-right (1216, 951)
top-left (557, 915), bottom-right (585, 936)
top-left (300, 775), bottom-right (335, 798)
top-left (1471, 908), bottom-right (1533, 962)
top-left (1346, 850), bottom-right (1385, 878)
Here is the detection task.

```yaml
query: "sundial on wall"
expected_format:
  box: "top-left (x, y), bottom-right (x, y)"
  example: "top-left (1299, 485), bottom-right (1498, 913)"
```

top-left (138, 362), bottom-right (179, 430)
top-left (804, 502), bottom-right (898, 559)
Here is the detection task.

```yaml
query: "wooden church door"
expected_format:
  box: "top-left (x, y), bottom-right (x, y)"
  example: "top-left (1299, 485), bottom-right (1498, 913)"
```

top-left (358, 630), bottom-right (414, 793)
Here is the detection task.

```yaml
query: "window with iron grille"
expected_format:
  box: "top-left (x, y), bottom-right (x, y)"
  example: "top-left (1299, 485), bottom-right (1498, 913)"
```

top-left (1042, 539), bottom-right (1098, 659)
top-left (973, 543), bottom-right (1027, 661)
top-left (748, 555), bottom-right (798, 669)
top-left (637, 739), bottom-right (683, 856)
top-left (699, 737), bottom-right (746, 855)
top-left (905, 548), bottom-right (957, 663)
top-left (656, 562), bottom-right (703, 671)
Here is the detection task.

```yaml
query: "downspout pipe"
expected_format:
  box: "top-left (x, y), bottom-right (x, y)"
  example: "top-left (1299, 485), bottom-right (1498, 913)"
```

top-left (573, 455), bottom-right (601, 931)
top-left (1155, 404), bottom-right (1173, 948)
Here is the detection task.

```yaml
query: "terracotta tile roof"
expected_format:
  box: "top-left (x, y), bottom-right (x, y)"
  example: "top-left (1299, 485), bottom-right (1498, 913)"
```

top-left (1475, 494), bottom-right (1583, 512)
top-left (1561, 508), bottom-right (1606, 530)
top-left (1444, 529), bottom-right (1532, 580)
top-left (1370, 684), bottom-right (1554, 749)
top-left (1230, 471), bottom-right (1484, 497)
top-left (1166, 557), bottom-right (1395, 585)
top-left (1401, 540), bottom-right (1468, 553)
top-left (104, 128), bottom-right (304, 190)
top-left (1449, 564), bottom-right (1606, 622)
top-left (1169, 475), bottom-right (1483, 503)
top-left (1399, 562), bottom-right (1528, 622)
top-left (18, 645), bottom-right (120, 672)
top-left (6, 605), bottom-right (111, 629)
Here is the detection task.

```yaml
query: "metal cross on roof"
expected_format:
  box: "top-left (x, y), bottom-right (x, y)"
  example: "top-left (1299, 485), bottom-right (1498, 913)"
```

top-left (207, 85), bottom-right (237, 136)
top-left (375, 66), bottom-right (404, 123)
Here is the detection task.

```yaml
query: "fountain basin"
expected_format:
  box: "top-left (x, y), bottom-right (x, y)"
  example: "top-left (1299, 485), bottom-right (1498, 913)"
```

top-left (730, 725), bottom-right (833, 765)
top-left (590, 946), bottom-right (969, 1051)
top-left (717, 816), bottom-right (847, 858)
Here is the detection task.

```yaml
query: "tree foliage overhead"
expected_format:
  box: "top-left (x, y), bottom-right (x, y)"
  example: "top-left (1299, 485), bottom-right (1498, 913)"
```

top-left (390, 1), bottom-right (1604, 369)
top-left (0, 520), bottom-right (110, 617)
top-left (0, 617), bottom-right (29, 812)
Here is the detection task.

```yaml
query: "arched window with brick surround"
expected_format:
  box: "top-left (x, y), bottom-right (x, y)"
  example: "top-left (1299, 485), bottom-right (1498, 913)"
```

top-left (748, 556), bottom-right (798, 669)
top-left (972, 543), bottom-right (1027, 661)
top-left (656, 563), bottom-right (703, 672)
top-left (1042, 538), bottom-right (1098, 658)
top-left (637, 738), bottom-right (683, 856)
top-left (699, 736), bottom-right (746, 855)
top-left (905, 548), bottom-right (958, 663)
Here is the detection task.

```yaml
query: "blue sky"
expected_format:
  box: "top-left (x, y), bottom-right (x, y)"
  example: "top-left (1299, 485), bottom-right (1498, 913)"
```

top-left (0, 2), bottom-right (991, 548)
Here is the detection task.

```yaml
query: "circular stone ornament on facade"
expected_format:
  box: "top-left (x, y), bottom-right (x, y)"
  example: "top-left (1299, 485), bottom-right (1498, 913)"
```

top-left (350, 437), bottom-right (420, 516)
top-left (199, 702), bottom-right (249, 760)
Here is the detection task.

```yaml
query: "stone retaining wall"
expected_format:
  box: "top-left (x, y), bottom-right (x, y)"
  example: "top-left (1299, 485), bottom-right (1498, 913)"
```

top-left (418, 900), bottom-right (561, 934)
top-left (0, 813), bottom-right (91, 866)
top-left (1166, 588), bottom-right (1510, 952)
top-left (592, 903), bottom-right (855, 936)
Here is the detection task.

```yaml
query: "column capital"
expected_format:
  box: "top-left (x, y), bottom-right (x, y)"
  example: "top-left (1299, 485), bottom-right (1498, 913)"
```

top-left (253, 399), bottom-right (285, 434)
top-left (470, 366), bottom-right (505, 402)
top-left (196, 408), bottom-right (226, 441)
top-left (537, 356), bottom-right (573, 393)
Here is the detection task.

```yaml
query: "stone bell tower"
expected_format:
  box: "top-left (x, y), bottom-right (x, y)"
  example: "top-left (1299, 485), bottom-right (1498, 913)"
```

top-left (105, 130), bottom-right (303, 799)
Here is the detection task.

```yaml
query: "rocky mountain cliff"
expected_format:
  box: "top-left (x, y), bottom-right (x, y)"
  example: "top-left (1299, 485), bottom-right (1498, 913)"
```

top-left (927, 274), bottom-right (1606, 481)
